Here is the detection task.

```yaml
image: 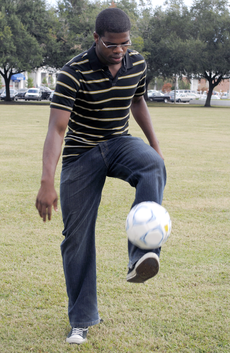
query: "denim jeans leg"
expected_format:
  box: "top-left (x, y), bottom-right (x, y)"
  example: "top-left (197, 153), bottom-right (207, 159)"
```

top-left (100, 136), bottom-right (167, 269)
top-left (60, 147), bottom-right (107, 328)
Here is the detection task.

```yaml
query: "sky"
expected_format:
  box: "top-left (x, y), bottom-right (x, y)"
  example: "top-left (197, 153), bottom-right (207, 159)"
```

top-left (46, 0), bottom-right (193, 9)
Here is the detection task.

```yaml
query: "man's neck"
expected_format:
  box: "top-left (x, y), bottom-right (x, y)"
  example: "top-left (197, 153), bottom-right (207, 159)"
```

top-left (108, 63), bottom-right (122, 78)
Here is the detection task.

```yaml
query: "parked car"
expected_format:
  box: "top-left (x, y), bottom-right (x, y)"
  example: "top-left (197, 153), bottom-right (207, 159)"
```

top-left (39, 86), bottom-right (52, 100)
top-left (170, 93), bottom-right (190, 103)
top-left (15, 88), bottom-right (28, 100)
top-left (200, 94), bottom-right (220, 100)
top-left (185, 92), bottom-right (200, 100)
top-left (148, 90), bottom-right (171, 103)
top-left (221, 92), bottom-right (229, 99)
top-left (147, 89), bottom-right (158, 97)
top-left (0, 89), bottom-right (18, 101)
top-left (199, 94), bottom-right (207, 100)
top-left (212, 92), bottom-right (221, 99)
top-left (25, 88), bottom-right (42, 101)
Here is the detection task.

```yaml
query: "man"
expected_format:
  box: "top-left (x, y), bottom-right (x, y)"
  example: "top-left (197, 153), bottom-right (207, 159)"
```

top-left (36, 7), bottom-right (166, 345)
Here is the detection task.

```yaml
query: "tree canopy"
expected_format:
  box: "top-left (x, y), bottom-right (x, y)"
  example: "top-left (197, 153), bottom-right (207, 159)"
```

top-left (0, 0), bottom-right (78, 100)
top-left (0, 0), bottom-right (141, 99)
top-left (0, 0), bottom-right (43, 99)
top-left (1, 0), bottom-right (230, 105)
top-left (190, 0), bottom-right (230, 106)
top-left (142, 0), bottom-right (230, 106)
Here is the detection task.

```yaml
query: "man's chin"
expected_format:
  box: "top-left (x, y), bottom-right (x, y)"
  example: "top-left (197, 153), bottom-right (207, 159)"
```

top-left (110, 57), bottom-right (123, 65)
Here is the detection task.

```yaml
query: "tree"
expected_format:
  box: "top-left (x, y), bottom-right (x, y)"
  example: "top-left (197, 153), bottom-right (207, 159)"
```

top-left (0, 1), bottom-right (42, 100)
top-left (142, 0), bottom-right (230, 107)
top-left (57, 0), bottom-right (102, 54)
top-left (179, 78), bottom-right (190, 89)
top-left (0, 0), bottom-right (78, 100)
top-left (162, 82), bottom-right (172, 92)
top-left (27, 77), bottom-right (34, 88)
top-left (189, 0), bottom-right (230, 106)
top-left (142, 2), bottom-right (192, 89)
top-left (42, 77), bottom-right (48, 86)
top-left (57, 0), bottom-right (142, 53)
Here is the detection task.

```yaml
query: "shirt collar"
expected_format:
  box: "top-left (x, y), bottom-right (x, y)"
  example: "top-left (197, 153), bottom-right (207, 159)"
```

top-left (87, 43), bottom-right (133, 71)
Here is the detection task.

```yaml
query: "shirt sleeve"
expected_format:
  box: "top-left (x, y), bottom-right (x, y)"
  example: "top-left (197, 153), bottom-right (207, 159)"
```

top-left (50, 65), bottom-right (80, 112)
top-left (134, 62), bottom-right (147, 97)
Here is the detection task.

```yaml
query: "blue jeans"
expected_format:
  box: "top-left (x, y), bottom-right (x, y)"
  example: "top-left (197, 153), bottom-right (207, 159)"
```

top-left (60, 135), bottom-right (166, 328)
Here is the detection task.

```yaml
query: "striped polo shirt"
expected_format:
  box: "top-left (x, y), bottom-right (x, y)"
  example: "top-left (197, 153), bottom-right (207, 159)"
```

top-left (50, 44), bottom-right (147, 159)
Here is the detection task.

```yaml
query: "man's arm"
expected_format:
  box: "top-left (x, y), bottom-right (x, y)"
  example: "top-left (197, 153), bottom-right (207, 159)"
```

top-left (131, 95), bottom-right (164, 159)
top-left (35, 108), bottom-right (70, 222)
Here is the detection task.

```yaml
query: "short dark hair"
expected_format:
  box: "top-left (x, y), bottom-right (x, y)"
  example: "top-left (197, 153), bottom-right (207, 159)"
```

top-left (95, 8), bottom-right (131, 37)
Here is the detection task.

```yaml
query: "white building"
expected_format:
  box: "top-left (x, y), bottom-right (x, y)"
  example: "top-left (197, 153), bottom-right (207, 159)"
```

top-left (190, 78), bottom-right (199, 92)
top-left (7, 67), bottom-right (58, 90)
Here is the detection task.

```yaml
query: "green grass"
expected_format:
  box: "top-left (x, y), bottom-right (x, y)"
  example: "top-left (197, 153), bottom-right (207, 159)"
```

top-left (0, 104), bottom-right (229, 352)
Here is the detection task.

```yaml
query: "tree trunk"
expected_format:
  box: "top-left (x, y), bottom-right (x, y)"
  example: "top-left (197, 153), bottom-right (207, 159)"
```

top-left (1, 68), bottom-right (12, 102)
top-left (5, 77), bottom-right (11, 101)
top-left (204, 72), bottom-right (223, 107)
top-left (204, 87), bottom-right (213, 107)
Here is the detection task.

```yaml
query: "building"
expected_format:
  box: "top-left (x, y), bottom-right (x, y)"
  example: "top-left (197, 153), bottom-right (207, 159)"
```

top-left (3, 67), bottom-right (58, 90)
top-left (198, 78), bottom-right (230, 95)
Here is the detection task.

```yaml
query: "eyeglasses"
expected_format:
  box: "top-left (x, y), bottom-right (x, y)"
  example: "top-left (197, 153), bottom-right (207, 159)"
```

top-left (100, 37), bottom-right (132, 49)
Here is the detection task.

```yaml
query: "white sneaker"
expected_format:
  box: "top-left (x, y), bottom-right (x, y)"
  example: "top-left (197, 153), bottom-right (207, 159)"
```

top-left (126, 253), bottom-right (159, 283)
top-left (66, 327), bottom-right (88, 344)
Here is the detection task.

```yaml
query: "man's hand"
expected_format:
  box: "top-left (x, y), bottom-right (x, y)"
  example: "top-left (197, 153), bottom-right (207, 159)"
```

top-left (35, 108), bottom-right (70, 222)
top-left (35, 183), bottom-right (58, 222)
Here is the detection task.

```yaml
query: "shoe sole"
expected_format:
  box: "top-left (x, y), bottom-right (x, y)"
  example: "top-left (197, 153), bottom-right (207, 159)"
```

top-left (127, 253), bottom-right (159, 283)
top-left (66, 329), bottom-right (88, 344)
top-left (66, 337), bottom-right (87, 344)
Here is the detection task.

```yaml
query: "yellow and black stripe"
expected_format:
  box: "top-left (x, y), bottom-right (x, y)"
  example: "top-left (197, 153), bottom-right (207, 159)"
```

top-left (50, 44), bottom-right (147, 158)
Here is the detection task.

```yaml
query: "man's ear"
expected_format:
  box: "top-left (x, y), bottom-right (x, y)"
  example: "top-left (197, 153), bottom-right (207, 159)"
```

top-left (93, 32), bottom-right (99, 44)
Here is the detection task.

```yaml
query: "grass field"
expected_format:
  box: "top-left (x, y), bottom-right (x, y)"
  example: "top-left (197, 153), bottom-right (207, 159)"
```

top-left (0, 103), bottom-right (229, 352)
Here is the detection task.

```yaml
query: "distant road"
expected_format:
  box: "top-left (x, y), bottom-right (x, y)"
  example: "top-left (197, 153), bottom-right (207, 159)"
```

top-left (190, 99), bottom-right (230, 107)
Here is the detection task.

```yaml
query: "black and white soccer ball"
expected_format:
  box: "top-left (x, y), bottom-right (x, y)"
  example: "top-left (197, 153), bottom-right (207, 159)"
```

top-left (126, 201), bottom-right (172, 249)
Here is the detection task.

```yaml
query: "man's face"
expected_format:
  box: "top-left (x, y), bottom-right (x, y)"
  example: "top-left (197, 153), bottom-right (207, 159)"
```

top-left (94, 31), bottom-right (131, 66)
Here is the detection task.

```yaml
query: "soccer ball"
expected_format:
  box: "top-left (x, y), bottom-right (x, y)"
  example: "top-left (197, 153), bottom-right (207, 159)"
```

top-left (125, 201), bottom-right (172, 249)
